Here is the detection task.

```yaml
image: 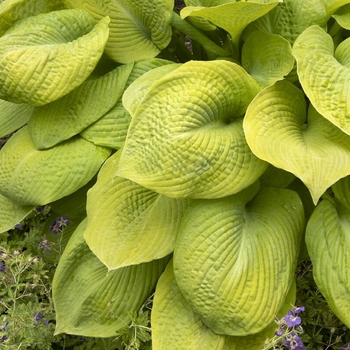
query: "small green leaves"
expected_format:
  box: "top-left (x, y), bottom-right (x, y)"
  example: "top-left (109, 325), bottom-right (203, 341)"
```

top-left (0, 126), bottom-right (111, 206)
top-left (53, 218), bottom-right (170, 337)
top-left (0, 9), bottom-right (109, 106)
top-left (306, 198), bottom-right (350, 328)
top-left (173, 184), bottom-right (304, 335)
top-left (85, 151), bottom-right (188, 270)
top-left (63, 0), bottom-right (173, 63)
top-left (293, 25), bottom-right (350, 135)
top-left (118, 60), bottom-right (266, 199)
top-left (244, 80), bottom-right (350, 204)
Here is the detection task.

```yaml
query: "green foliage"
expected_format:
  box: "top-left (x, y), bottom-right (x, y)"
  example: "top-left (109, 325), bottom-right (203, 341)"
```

top-left (2, 0), bottom-right (350, 349)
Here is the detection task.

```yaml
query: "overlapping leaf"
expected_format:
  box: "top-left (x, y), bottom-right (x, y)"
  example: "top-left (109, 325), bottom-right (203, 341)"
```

top-left (293, 25), bottom-right (350, 134)
top-left (53, 218), bottom-right (170, 337)
top-left (0, 9), bottom-right (109, 106)
top-left (28, 63), bottom-right (133, 149)
top-left (85, 151), bottom-right (188, 270)
top-left (306, 198), bottom-right (350, 327)
top-left (0, 0), bottom-right (64, 35)
top-left (117, 60), bottom-right (267, 199)
top-left (63, 0), bottom-right (173, 63)
top-left (241, 31), bottom-right (294, 88)
top-left (173, 183), bottom-right (304, 335)
top-left (0, 99), bottom-right (33, 138)
top-left (244, 80), bottom-right (350, 204)
top-left (0, 126), bottom-right (111, 206)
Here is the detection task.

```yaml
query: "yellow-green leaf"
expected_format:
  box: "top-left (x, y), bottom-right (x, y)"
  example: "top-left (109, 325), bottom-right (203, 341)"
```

top-left (0, 9), bottom-right (109, 106)
top-left (244, 80), bottom-right (350, 204)
top-left (118, 60), bottom-right (266, 199)
top-left (0, 126), bottom-right (111, 206)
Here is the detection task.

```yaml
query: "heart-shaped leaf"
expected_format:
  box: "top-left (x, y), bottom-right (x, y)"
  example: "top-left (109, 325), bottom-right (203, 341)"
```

top-left (0, 9), bottom-right (109, 106)
top-left (63, 0), bottom-right (173, 64)
top-left (0, 194), bottom-right (34, 233)
top-left (0, 99), bottom-right (33, 138)
top-left (173, 183), bottom-right (304, 335)
top-left (292, 25), bottom-right (350, 135)
top-left (0, 0), bottom-right (64, 35)
top-left (118, 60), bottom-right (267, 199)
top-left (325, 0), bottom-right (350, 16)
top-left (28, 63), bottom-right (133, 149)
top-left (244, 80), bottom-right (350, 204)
top-left (332, 176), bottom-right (350, 211)
top-left (332, 4), bottom-right (350, 29)
top-left (85, 151), bottom-right (188, 270)
top-left (306, 197), bottom-right (350, 328)
top-left (0, 126), bottom-right (111, 206)
top-left (242, 31), bottom-right (294, 88)
top-left (53, 218), bottom-right (170, 337)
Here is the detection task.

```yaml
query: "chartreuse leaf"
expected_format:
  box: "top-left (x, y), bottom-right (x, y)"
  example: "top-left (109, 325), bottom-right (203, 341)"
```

top-left (243, 0), bottom-right (328, 44)
top-left (53, 218), bottom-right (170, 337)
top-left (173, 183), bottom-right (304, 336)
top-left (0, 0), bottom-right (64, 35)
top-left (28, 63), bottom-right (133, 150)
top-left (180, 0), bottom-right (280, 51)
top-left (292, 25), bottom-right (350, 134)
top-left (0, 9), bottom-right (109, 106)
top-left (152, 260), bottom-right (297, 350)
top-left (118, 60), bottom-right (266, 199)
top-left (0, 99), bottom-right (33, 138)
top-left (259, 165), bottom-right (295, 189)
top-left (244, 80), bottom-right (350, 204)
top-left (333, 4), bottom-right (350, 29)
top-left (332, 176), bottom-right (350, 211)
top-left (63, 0), bottom-right (173, 64)
top-left (0, 126), bottom-right (111, 206)
top-left (325, 0), bottom-right (350, 16)
top-left (242, 31), bottom-right (294, 88)
top-left (0, 194), bottom-right (34, 234)
top-left (306, 197), bottom-right (350, 328)
top-left (84, 151), bottom-right (188, 270)
top-left (80, 59), bottom-right (176, 149)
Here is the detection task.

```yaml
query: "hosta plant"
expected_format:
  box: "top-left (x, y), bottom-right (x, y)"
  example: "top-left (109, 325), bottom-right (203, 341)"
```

top-left (2, 0), bottom-right (350, 349)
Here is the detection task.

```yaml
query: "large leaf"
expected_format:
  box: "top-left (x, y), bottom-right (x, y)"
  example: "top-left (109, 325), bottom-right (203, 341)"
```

top-left (306, 198), bottom-right (350, 328)
top-left (53, 218), bottom-right (170, 337)
top-left (80, 59), bottom-right (176, 149)
top-left (152, 260), bottom-right (297, 350)
top-left (0, 99), bottom-right (33, 138)
top-left (243, 0), bottom-right (328, 44)
top-left (0, 194), bottom-right (34, 234)
top-left (0, 0), bottom-right (64, 35)
top-left (117, 60), bottom-right (266, 199)
top-left (332, 176), bottom-right (350, 211)
top-left (0, 9), bottom-right (109, 106)
top-left (325, 0), bottom-right (350, 16)
top-left (173, 183), bottom-right (304, 336)
top-left (28, 63), bottom-right (133, 149)
top-left (0, 126), bottom-right (111, 206)
top-left (85, 151), bottom-right (188, 270)
top-left (241, 31), bottom-right (294, 88)
top-left (180, 0), bottom-right (280, 50)
top-left (63, 0), bottom-right (173, 64)
top-left (244, 80), bottom-right (350, 204)
top-left (292, 25), bottom-right (350, 135)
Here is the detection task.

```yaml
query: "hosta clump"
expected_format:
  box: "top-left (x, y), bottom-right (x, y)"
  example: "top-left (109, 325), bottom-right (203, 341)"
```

top-left (2, 0), bottom-right (350, 349)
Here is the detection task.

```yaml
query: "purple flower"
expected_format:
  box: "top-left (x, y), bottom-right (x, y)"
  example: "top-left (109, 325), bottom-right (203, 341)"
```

top-left (275, 328), bottom-right (284, 337)
top-left (0, 335), bottom-right (7, 343)
top-left (50, 215), bottom-right (70, 234)
top-left (341, 343), bottom-right (350, 350)
top-left (0, 321), bottom-right (9, 332)
top-left (284, 310), bottom-right (302, 327)
top-left (39, 240), bottom-right (51, 252)
top-left (14, 223), bottom-right (23, 230)
top-left (34, 312), bottom-right (44, 324)
top-left (0, 261), bottom-right (5, 273)
top-left (293, 306), bottom-right (305, 314)
top-left (284, 332), bottom-right (306, 350)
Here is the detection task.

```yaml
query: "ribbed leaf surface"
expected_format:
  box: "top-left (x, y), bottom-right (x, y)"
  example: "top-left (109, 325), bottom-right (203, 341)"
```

top-left (118, 60), bottom-right (266, 199)
top-left (85, 151), bottom-right (188, 270)
top-left (0, 9), bottom-right (109, 105)
top-left (0, 126), bottom-right (111, 206)
top-left (244, 80), bottom-right (350, 204)
top-left (173, 184), bottom-right (304, 335)
top-left (53, 219), bottom-right (170, 337)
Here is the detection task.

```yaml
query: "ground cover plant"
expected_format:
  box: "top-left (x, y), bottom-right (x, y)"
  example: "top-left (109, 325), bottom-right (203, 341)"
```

top-left (2, 0), bottom-right (350, 349)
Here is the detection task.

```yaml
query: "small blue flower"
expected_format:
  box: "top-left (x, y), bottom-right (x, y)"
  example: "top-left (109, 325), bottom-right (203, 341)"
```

top-left (0, 335), bottom-right (8, 343)
top-left (49, 215), bottom-right (70, 234)
top-left (34, 312), bottom-right (44, 324)
top-left (341, 343), bottom-right (350, 350)
top-left (274, 328), bottom-right (284, 337)
top-left (0, 321), bottom-right (9, 332)
top-left (293, 306), bottom-right (305, 314)
top-left (39, 240), bottom-right (51, 252)
top-left (284, 310), bottom-right (302, 327)
top-left (284, 332), bottom-right (306, 350)
top-left (0, 261), bottom-right (5, 273)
